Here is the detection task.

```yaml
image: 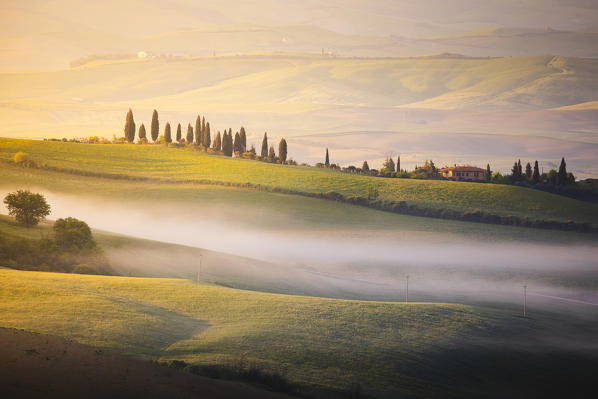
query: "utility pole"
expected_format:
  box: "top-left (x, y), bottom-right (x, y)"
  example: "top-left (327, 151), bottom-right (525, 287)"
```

top-left (405, 275), bottom-right (409, 303)
top-left (197, 254), bottom-right (202, 284)
top-left (523, 284), bottom-right (527, 317)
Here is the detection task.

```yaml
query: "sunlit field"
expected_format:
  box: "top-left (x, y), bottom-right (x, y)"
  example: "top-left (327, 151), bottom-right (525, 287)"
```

top-left (1, 267), bottom-right (595, 398)
top-left (0, 268), bottom-right (483, 397)
top-left (2, 138), bottom-right (597, 224)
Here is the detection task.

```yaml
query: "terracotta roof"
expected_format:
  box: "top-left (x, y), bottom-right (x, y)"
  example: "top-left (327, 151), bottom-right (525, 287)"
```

top-left (439, 166), bottom-right (485, 172)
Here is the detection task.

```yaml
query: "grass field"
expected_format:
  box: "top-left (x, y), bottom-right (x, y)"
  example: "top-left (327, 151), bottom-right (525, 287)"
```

top-left (2, 138), bottom-right (597, 225)
top-left (0, 268), bottom-right (484, 397)
top-left (1, 268), bottom-right (596, 398)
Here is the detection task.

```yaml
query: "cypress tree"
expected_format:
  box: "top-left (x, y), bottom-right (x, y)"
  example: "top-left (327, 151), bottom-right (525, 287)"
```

top-left (204, 122), bottom-right (211, 148)
top-left (278, 138), bottom-right (287, 163)
top-left (138, 123), bottom-right (146, 141)
top-left (557, 157), bottom-right (567, 185)
top-left (234, 132), bottom-right (241, 154)
top-left (213, 131), bottom-right (221, 151)
top-left (227, 132), bottom-right (234, 156)
top-left (164, 122), bottom-right (172, 143)
top-left (151, 109), bottom-right (159, 142)
top-left (186, 123), bottom-right (193, 143)
top-left (222, 131), bottom-right (233, 156)
top-left (240, 127), bottom-right (247, 153)
top-left (532, 160), bottom-right (540, 184)
top-left (261, 133), bottom-right (268, 158)
top-left (201, 117), bottom-right (206, 147)
top-left (325, 148), bottom-right (330, 167)
top-left (220, 132), bottom-right (228, 154)
top-left (221, 132), bottom-right (228, 155)
top-left (268, 145), bottom-right (276, 160)
top-left (124, 108), bottom-right (136, 143)
top-left (517, 159), bottom-right (522, 179)
top-left (485, 163), bottom-right (491, 180)
top-left (194, 115), bottom-right (201, 145)
top-left (176, 123), bottom-right (182, 142)
top-left (511, 161), bottom-right (520, 180)
top-left (397, 155), bottom-right (401, 172)
top-left (362, 161), bottom-right (369, 172)
top-left (525, 162), bottom-right (532, 181)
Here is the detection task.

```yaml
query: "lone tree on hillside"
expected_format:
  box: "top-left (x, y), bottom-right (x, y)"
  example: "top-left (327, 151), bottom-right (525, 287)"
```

top-left (532, 160), bottom-right (540, 184)
top-left (557, 157), bottom-right (568, 185)
top-left (278, 138), bottom-right (287, 163)
top-left (164, 122), bottom-right (172, 143)
top-left (195, 115), bottom-right (201, 145)
top-left (186, 123), bottom-right (194, 143)
top-left (261, 133), bottom-right (268, 158)
top-left (325, 148), bottom-right (330, 167)
top-left (151, 109), bottom-right (159, 142)
top-left (124, 109), bottom-right (136, 143)
top-left (4, 190), bottom-right (51, 227)
top-left (138, 124), bottom-right (146, 141)
top-left (53, 217), bottom-right (95, 250)
top-left (362, 161), bottom-right (369, 172)
top-left (239, 127), bottom-right (247, 153)
top-left (176, 123), bottom-right (182, 142)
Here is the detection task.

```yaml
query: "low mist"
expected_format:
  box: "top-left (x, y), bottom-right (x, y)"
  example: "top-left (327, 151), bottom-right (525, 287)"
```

top-left (2, 188), bottom-right (597, 314)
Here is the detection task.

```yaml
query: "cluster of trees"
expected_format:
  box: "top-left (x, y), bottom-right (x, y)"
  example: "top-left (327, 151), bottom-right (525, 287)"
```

top-left (123, 109), bottom-right (291, 164)
top-left (496, 157), bottom-right (575, 186)
top-left (1, 190), bottom-right (113, 275)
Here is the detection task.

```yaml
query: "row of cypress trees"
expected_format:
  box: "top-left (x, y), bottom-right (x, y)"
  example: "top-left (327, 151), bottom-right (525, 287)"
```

top-left (510, 158), bottom-right (573, 185)
top-left (124, 109), bottom-right (288, 162)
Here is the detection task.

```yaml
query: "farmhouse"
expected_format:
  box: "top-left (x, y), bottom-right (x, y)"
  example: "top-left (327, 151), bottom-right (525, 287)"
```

top-left (439, 165), bottom-right (486, 180)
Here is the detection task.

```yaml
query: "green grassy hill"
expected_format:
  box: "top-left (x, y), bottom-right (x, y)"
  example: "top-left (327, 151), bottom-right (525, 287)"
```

top-left (0, 268), bottom-right (481, 397)
top-left (1, 138), bottom-right (597, 225)
top-left (1, 268), bottom-right (595, 398)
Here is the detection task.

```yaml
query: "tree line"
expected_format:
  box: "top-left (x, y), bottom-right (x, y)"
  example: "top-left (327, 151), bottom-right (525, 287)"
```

top-left (124, 109), bottom-right (291, 164)
top-left (321, 147), bottom-right (576, 187)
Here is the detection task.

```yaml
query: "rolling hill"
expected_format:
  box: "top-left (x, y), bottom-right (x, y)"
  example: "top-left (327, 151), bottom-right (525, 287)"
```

top-left (1, 268), bottom-right (596, 398)
top-left (1, 53), bottom-right (597, 176)
top-left (1, 138), bottom-right (597, 226)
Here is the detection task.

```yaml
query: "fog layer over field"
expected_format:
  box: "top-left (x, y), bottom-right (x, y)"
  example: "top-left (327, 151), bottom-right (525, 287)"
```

top-left (2, 190), bottom-right (597, 311)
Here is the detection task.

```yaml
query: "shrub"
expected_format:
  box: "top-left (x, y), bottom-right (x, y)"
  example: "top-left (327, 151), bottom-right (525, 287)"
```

top-left (13, 152), bottom-right (36, 167)
top-left (53, 217), bottom-right (95, 250)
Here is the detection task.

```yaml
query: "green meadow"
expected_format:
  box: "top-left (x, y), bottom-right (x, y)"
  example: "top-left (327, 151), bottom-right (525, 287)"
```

top-left (1, 138), bottom-right (597, 225)
top-left (0, 268), bottom-right (482, 397)
top-left (1, 267), bottom-right (595, 398)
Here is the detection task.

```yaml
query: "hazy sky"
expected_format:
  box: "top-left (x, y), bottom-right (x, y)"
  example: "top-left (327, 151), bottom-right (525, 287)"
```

top-left (2, 0), bottom-right (597, 71)
top-left (4, 0), bottom-right (598, 37)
